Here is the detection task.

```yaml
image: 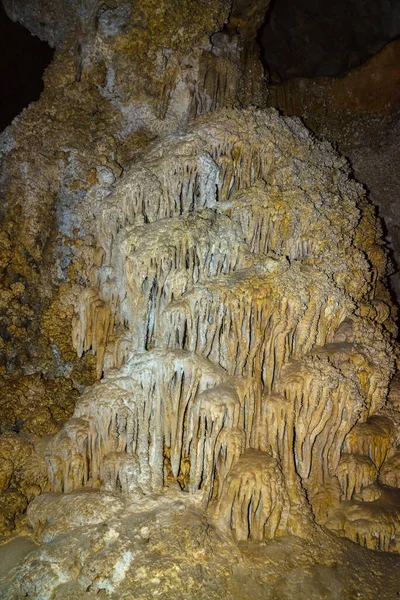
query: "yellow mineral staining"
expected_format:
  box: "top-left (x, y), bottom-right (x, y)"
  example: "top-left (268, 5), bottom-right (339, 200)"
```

top-left (0, 374), bottom-right (77, 436)
top-left (276, 358), bottom-right (364, 484)
top-left (0, 434), bottom-right (47, 534)
top-left (337, 454), bottom-right (377, 500)
top-left (323, 414), bottom-right (400, 547)
top-left (31, 108), bottom-right (398, 553)
top-left (1, 4), bottom-right (400, 597)
top-left (42, 295), bottom-right (98, 387)
top-left (379, 452), bottom-right (400, 487)
top-left (343, 415), bottom-right (396, 469)
top-left (72, 288), bottom-right (115, 379)
top-left (213, 449), bottom-right (289, 541)
top-left (325, 487), bottom-right (400, 552)
top-left (3, 90), bottom-right (400, 553)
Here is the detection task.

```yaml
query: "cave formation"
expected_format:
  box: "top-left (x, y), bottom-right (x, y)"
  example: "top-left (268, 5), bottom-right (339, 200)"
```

top-left (0, 1), bottom-right (400, 598)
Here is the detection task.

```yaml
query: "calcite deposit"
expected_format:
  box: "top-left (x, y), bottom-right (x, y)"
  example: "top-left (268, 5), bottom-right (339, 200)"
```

top-left (19, 109), bottom-right (400, 552)
top-left (1, 0), bottom-right (400, 598)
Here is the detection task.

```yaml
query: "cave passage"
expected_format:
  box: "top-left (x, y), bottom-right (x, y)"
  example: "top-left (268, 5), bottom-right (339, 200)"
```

top-left (259, 0), bottom-right (400, 81)
top-left (0, 3), bottom-right (53, 132)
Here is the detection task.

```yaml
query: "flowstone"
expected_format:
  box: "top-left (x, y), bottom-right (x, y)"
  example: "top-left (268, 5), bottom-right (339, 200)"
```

top-left (18, 107), bottom-right (399, 559)
top-left (2, 0), bottom-right (400, 597)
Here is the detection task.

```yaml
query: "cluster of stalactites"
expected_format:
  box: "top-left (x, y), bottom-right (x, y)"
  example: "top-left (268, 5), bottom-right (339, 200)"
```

top-left (51, 109), bottom-right (398, 547)
top-left (70, 111), bottom-right (372, 380)
top-left (44, 352), bottom-right (298, 541)
top-left (45, 351), bottom-right (227, 494)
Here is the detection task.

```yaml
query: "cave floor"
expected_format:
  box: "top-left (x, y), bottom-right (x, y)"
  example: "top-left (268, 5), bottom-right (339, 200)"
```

top-left (0, 491), bottom-right (399, 600)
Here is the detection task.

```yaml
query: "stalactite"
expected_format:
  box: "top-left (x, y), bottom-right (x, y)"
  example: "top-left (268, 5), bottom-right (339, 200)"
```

top-left (379, 452), bottom-right (400, 487)
top-left (45, 351), bottom-right (227, 496)
top-left (186, 380), bottom-right (243, 496)
top-left (276, 358), bottom-right (365, 484)
top-left (337, 454), bottom-right (377, 500)
top-left (343, 415), bottom-right (396, 469)
top-left (325, 492), bottom-right (400, 552)
top-left (37, 109), bottom-right (399, 548)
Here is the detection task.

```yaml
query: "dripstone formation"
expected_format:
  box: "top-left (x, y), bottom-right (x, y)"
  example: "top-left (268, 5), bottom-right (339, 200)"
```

top-left (39, 108), bottom-right (400, 549)
top-left (1, 1), bottom-right (400, 598)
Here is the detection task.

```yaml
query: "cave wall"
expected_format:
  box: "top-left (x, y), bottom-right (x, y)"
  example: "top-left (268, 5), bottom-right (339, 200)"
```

top-left (267, 39), bottom-right (400, 304)
top-left (1, 2), bottom-right (400, 596)
top-left (259, 0), bottom-right (400, 80)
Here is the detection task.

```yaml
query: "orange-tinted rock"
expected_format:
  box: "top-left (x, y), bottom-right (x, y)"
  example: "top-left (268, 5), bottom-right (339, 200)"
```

top-left (268, 39), bottom-right (400, 119)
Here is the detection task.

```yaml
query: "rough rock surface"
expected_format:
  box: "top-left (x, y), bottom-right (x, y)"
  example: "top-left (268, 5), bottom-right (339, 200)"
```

top-left (0, 0), bottom-right (269, 532)
top-left (1, 0), bottom-right (400, 598)
top-left (2, 491), bottom-right (400, 600)
top-left (32, 107), bottom-right (398, 554)
top-left (268, 39), bottom-right (400, 301)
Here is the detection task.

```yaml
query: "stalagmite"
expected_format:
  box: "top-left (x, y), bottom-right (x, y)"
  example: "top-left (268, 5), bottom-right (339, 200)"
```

top-left (213, 449), bottom-right (289, 541)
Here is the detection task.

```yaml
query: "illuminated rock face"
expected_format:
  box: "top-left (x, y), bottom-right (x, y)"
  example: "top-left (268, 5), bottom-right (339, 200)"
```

top-left (2, 3), bottom-right (400, 598)
top-left (33, 108), bottom-right (400, 551)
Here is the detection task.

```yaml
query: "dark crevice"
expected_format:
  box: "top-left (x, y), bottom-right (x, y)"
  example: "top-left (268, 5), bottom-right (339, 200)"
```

top-left (258, 0), bottom-right (400, 81)
top-left (0, 3), bottom-right (53, 132)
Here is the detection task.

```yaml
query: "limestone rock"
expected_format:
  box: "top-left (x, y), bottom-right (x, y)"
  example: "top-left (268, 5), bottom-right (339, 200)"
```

top-left (267, 39), bottom-right (400, 307)
top-left (1, 3), bottom-right (400, 591)
top-left (27, 491), bottom-right (125, 541)
top-left (337, 454), bottom-right (377, 500)
top-left (23, 107), bottom-right (398, 554)
top-left (1, 10), bottom-right (400, 600)
top-left (213, 449), bottom-right (289, 541)
top-left (0, 433), bottom-right (47, 534)
top-left (0, 0), bottom-right (270, 535)
top-left (343, 415), bottom-right (396, 469)
top-left (379, 452), bottom-right (400, 488)
top-left (325, 487), bottom-right (400, 552)
top-left (2, 494), bottom-right (400, 599)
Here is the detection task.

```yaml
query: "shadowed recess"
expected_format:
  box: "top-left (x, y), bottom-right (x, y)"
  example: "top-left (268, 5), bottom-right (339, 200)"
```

top-left (259, 0), bottom-right (400, 81)
top-left (0, 3), bottom-right (53, 132)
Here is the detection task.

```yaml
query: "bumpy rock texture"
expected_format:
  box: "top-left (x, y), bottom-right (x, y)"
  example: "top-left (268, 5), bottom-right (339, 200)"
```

top-left (43, 107), bottom-right (400, 553)
top-left (267, 39), bottom-right (400, 302)
top-left (1, 0), bottom-right (400, 598)
top-left (0, 0), bottom-right (268, 534)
